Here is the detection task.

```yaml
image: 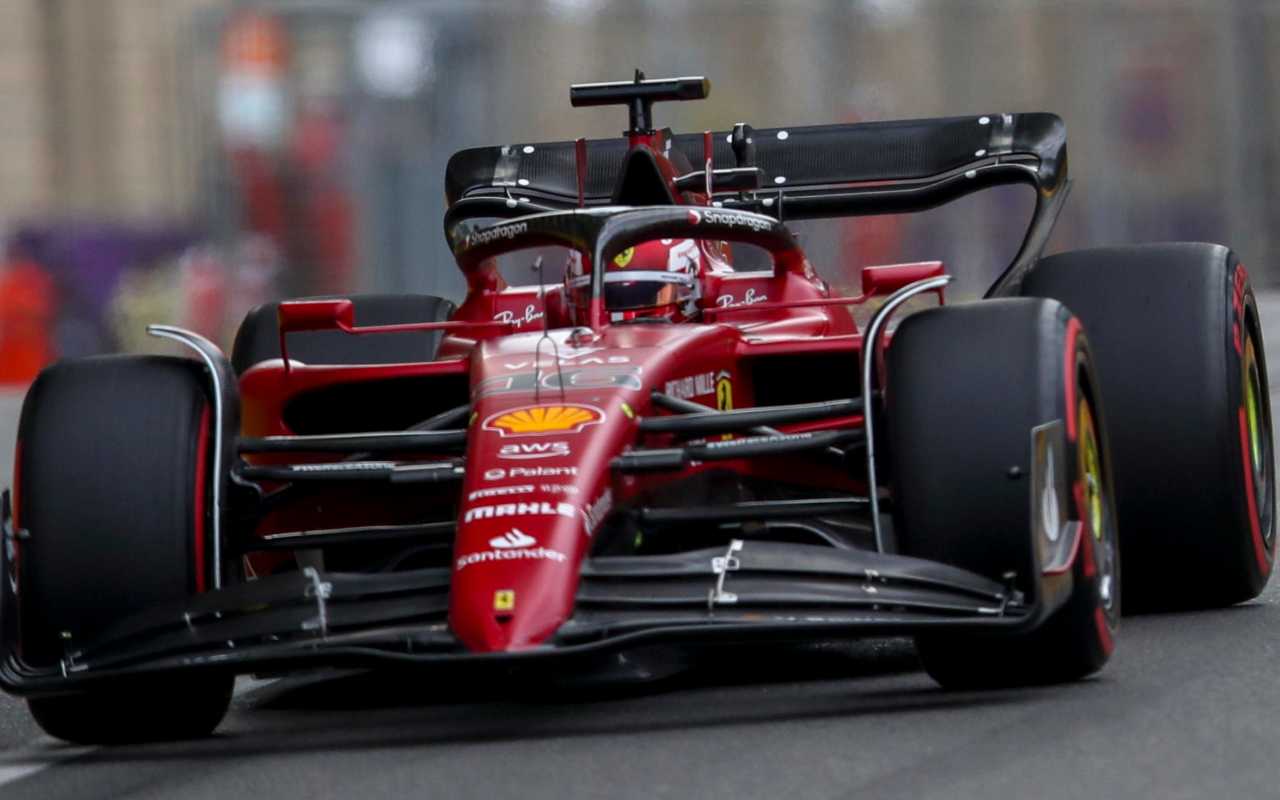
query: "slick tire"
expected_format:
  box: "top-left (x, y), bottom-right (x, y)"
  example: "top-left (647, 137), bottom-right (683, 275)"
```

top-left (16, 355), bottom-right (233, 743)
top-left (28, 675), bottom-right (235, 746)
top-left (1022, 244), bottom-right (1274, 611)
top-left (887, 298), bottom-right (1119, 688)
top-left (232, 293), bottom-right (456, 374)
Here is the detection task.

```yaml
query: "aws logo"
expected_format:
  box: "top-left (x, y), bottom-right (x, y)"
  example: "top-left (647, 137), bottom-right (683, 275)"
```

top-left (498, 441), bottom-right (570, 460)
top-left (483, 404), bottom-right (604, 437)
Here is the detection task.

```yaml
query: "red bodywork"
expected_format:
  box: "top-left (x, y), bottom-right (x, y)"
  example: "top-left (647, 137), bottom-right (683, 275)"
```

top-left (238, 129), bottom-right (944, 654)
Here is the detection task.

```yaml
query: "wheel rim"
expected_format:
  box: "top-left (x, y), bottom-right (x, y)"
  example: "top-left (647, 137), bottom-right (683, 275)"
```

top-left (1243, 332), bottom-right (1274, 545)
top-left (1078, 396), bottom-right (1117, 616)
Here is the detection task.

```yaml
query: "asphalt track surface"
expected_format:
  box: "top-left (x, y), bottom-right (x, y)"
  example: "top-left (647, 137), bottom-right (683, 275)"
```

top-left (3, 295), bottom-right (1280, 799)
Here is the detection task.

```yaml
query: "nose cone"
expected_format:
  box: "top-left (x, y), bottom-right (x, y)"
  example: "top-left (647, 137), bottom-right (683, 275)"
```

top-left (449, 504), bottom-right (585, 652)
top-left (449, 399), bottom-right (624, 653)
top-left (451, 328), bottom-right (685, 652)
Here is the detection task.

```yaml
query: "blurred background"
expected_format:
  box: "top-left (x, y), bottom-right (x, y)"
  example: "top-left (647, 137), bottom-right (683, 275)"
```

top-left (0, 0), bottom-right (1277, 381)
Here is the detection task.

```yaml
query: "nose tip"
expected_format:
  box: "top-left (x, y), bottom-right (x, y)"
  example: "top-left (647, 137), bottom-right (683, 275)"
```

top-left (451, 590), bottom-right (561, 653)
top-left (448, 535), bottom-right (580, 653)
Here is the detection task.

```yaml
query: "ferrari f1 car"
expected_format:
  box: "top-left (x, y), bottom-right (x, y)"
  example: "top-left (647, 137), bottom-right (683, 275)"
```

top-left (1, 74), bottom-right (1273, 744)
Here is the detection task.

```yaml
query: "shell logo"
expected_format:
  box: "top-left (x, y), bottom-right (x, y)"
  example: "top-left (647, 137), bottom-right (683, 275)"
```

top-left (483, 404), bottom-right (605, 437)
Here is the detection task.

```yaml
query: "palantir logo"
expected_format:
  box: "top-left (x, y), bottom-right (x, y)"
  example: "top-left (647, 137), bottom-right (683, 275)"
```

top-left (489, 528), bottom-right (537, 549)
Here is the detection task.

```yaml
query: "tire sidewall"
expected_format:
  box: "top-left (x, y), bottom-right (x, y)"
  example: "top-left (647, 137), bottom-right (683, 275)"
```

top-left (16, 356), bottom-right (214, 666)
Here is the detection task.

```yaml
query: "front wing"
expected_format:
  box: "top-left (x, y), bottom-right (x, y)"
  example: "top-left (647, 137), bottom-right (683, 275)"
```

top-left (0, 532), bottom-right (1065, 696)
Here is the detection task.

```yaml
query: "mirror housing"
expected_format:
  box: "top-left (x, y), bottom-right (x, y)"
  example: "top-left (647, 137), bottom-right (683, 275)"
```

top-left (861, 261), bottom-right (947, 298)
top-left (277, 299), bottom-right (355, 334)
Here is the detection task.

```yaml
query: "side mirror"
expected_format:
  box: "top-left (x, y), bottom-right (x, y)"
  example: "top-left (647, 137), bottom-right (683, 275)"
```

top-left (861, 261), bottom-right (947, 298)
top-left (277, 299), bottom-right (355, 334)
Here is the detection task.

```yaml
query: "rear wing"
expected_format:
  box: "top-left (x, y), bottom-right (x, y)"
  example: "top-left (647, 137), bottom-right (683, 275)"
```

top-left (445, 112), bottom-right (1068, 294)
top-left (446, 113), bottom-right (1065, 214)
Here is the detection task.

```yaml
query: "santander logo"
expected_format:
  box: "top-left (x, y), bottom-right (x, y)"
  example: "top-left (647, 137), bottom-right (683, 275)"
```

top-left (455, 528), bottom-right (568, 572)
top-left (489, 528), bottom-right (537, 549)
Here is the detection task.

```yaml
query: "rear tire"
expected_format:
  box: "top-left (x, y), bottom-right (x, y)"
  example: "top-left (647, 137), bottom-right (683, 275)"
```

top-left (1022, 243), bottom-right (1274, 610)
top-left (887, 299), bottom-right (1119, 688)
top-left (16, 355), bottom-right (232, 742)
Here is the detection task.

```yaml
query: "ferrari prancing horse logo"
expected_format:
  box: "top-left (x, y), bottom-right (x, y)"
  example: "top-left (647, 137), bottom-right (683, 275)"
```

top-left (483, 403), bottom-right (605, 437)
top-left (493, 589), bottom-right (516, 612)
top-left (716, 374), bottom-right (733, 411)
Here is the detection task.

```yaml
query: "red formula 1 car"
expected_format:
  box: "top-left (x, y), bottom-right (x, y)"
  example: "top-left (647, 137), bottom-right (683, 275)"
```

top-left (1, 75), bottom-right (1273, 744)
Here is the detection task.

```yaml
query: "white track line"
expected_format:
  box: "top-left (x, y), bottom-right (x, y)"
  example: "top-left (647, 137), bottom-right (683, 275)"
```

top-left (0, 740), bottom-right (95, 786)
top-left (0, 676), bottom-right (271, 789)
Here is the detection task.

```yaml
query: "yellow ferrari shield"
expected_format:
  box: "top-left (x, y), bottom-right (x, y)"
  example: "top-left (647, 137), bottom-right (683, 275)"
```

top-left (493, 590), bottom-right (516, 611)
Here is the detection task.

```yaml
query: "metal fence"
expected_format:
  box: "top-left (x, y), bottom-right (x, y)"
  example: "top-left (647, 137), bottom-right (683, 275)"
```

top-left (2, 0), bottom-right (1277, 379)
top-left (191, 0), bottom-right (1280, 306)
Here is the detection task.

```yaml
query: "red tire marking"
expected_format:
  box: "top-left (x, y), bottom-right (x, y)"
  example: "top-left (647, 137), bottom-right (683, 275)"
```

top-left (1237, 407), bottom-right (1271, 575)
top-left (1233, 265), bottom-right (1248, 314)
top-left (193, 403), bottom-right (211, 593)
top-left (1076, 478), bottom-right (1113, 655)
top-left (1230, 263), bottom-right (1268, 574)
top-left (1073, 481), bottom-right (1096, 578)
top-left (1064, 317), bottom-right (1081, 442)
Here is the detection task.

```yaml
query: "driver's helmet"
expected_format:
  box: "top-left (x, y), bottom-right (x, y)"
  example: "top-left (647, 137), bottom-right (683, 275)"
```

top-left (566, 238), bottom-right (729, 323)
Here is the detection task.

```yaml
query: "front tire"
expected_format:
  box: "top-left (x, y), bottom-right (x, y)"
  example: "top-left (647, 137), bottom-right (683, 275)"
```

top-left (16, 355), bottom-right (233, 743)
top-left (28, 675), bottom-right (234, 746)
top-left (887, 298), bottom-right (1119, 688)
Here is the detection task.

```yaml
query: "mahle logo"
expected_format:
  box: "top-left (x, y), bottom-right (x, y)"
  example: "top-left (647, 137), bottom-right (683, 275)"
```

top-left (484, 404), bottom-right (604, 437)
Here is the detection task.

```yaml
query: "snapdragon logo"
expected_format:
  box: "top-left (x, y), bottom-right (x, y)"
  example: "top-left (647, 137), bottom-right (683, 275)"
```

top-left (688, 208), bottom-right (774, 233)
top-left (465, 221), bottom-right (528, 248)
